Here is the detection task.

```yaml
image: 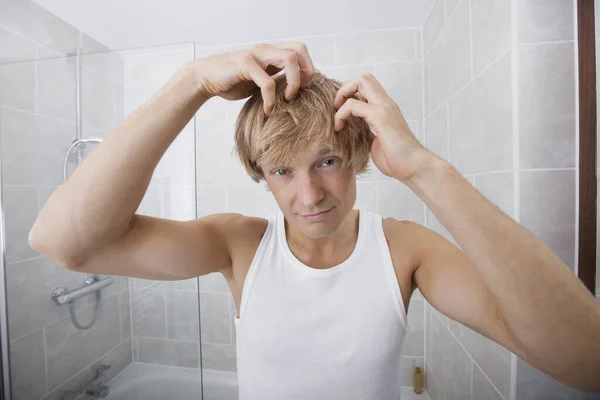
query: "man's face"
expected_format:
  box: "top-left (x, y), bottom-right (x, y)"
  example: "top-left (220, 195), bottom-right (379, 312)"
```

top-left (262, 144), bottom-right (359, 239)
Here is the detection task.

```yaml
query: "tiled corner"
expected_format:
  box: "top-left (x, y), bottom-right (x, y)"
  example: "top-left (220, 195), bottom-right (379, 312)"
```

top-left (518, 42), bottom-right (576, 169)
top-left (520, 170), bottom-right (576, 270)
top-left (335, 29), bottom-right (420, 65)
top-left (138, 337), bottom-right (199, 368)
top-left (378, 181), bottom-right (426, 224)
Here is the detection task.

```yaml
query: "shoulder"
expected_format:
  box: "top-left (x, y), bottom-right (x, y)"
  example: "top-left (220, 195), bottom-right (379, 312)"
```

top-left (221, 212), bottom-right (270, 266)
top-left (381, 216), bottom-right (427, 245)
top-left (380, 216), bottom-right (435, 272)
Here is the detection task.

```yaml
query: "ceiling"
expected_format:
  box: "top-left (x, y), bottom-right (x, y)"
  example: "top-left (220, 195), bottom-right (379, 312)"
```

top-left (32, 0), bottom-right (434, 51)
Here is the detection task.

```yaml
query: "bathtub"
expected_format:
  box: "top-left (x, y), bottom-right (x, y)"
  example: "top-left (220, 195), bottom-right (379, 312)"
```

top-left (103, 362), bottom-right (429, 400)
top-left (105, 362), bottom-right (238, 400)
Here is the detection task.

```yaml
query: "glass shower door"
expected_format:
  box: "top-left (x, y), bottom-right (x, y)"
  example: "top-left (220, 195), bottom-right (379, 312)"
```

top-left (0, 41), bottom-right (203, 400)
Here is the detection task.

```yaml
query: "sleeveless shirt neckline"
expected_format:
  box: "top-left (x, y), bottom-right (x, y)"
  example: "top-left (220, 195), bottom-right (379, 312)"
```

top-left (276, 208), bottom-right (367, 276)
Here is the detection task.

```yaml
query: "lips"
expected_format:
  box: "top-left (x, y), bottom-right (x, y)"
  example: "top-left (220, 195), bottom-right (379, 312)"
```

top-left (303, 210), bottom-right (328, 217)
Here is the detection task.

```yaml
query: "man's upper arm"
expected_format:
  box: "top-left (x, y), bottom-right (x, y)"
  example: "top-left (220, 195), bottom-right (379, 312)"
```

top-left (404, 220), bottom-right (523, 356)
top-left (67, 213), bottom-right (243, 280)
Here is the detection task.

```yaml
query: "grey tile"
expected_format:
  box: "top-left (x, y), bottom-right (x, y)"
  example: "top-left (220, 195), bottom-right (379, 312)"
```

top-left (166, 290), bottom-right (200, 342)
top-left (424, 103), bottom-right (449, 162)
top-left (0, 0), bottom-right (79, 55)
top-left (401, 357), bottom-right (425, 387)
top-left (423, 0), bottom-right (446, 54)
top-left (201, 343), bottom-right (237, 372)
top-left (196, 127), bottom-right (252, 186)
top-left (374, 62), bottom-right (423, 121)
top-left (425, 359), bottom-right (446, 400)
top-left (82, 65), bottom-right (115, 131)
top-left (9, 328), bottom-right (47, 400)
top-left (120, 290), bottom-right (131, 342)
top-left (473, 362), bottom-right (503, 400)
top-left (426, 208), bottom-right (457, 247)
top-left (519, 43), bottom-right (576, 169)
top-left (91, 340), bottom-right (133, 383)
top-left (45, 296), bottom-right (120, 391)
top-left (0, 25), bottom-right (36, 63)
top-left (37, 55), bottom-right (76, 121)
top-left (6, 256), bottom-right (88, 340)
top-left (3, 185), bottom-right (38, 264)
top-left (471, 0), bottom-right (512, 76)
top-left (403, 300), bottom-right (425, 357)
top-left (227, 185), bottom-right (280, 217)
top-left (517, 0), bottom-right (575, 44)
top-left (325, 64), bottom-right (375, 83)
top-left (427, 0), bottom-right (471, 114)
top-left (271, 35), bottom-right (335, 66)
top-left (114, 81), bottom-right (124, 125)
top-left (131, 287), bottom-right (167, 338)
top-left (429, 313), bottom-right (471, 400)
top-left (516, 357), bottom-right (600, 400)
top-left (355, 182), bottom-right (378, 212)
top-left (129, 49), bottom-right (193, 85)
top-left (0, 108), bottom-right (76, 186)
top-left (80, 32), bottom-right (110, 55)
top-left (138, 337), bottom-right (199, 368)
top-left (378, 182), bottom-right (426, 225)
top-left (520, 170), bottom-right (576, 269)
top-left (448, 318), bottom-right (512, 399)
top-left (230, 296), bottom-right (237, 344)
top-left (40, 366), bottom-right (93, 400)
top-left (199, 272), bottom-right (230, 293)
top-left (335, 29), bottom-right (419, 65)
top-left (200, 292), bottom-right (231, 345)
top-left (449, 51), bottom-right (512, 175)
top-left (162, 185), bottom-right (196, 220)
top-left (0, 60), bottom-right (35, 111)
top-left (445, 0), bottom-right (463, 19)
top-left (472, 171), bottom-right (514, 219)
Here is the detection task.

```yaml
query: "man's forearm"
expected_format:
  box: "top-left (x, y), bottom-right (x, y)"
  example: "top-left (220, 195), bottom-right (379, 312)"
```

top-left (30, 63), bottom-right (208, 267)
top-left (402, 151), bottom-right (600, 392)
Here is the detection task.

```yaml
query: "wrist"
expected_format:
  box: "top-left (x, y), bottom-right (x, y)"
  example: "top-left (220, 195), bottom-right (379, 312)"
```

top-left (178, 61), bottom-right (214, 104)
top-left (396, 150), bottom-right (452, 187)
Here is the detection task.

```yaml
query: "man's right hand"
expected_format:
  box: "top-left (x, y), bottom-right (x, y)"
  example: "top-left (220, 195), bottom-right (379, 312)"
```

top-left (191, 42), bottom-right (316, 114)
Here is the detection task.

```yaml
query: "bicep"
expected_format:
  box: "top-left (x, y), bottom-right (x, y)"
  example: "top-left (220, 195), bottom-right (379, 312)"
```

top-left (408, 221), bottom-right (521, 354)
top-left (73, 213), bottom-right (240, 280)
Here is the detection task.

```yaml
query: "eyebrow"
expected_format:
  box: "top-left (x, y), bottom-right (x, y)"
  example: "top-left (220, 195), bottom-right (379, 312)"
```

top-left (316, 148), bottom-right (336, 156)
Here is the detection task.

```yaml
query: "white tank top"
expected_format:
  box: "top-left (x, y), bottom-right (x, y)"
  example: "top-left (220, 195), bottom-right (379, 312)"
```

top-left (234, 208), bottom-right (408, 400)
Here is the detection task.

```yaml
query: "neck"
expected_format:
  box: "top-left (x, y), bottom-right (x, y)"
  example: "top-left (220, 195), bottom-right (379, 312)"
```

top-left (284, 209), bottom-right (360, 259)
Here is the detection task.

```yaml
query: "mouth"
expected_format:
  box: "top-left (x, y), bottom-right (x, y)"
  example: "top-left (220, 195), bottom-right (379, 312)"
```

top-left (301, 207), bottom-right (333, 221)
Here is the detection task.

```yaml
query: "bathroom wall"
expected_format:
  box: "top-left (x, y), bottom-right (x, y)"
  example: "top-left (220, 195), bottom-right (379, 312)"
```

top-left (120, 44), bottom-right (203, 382)
top-left (421, 0), bottom-right (514, 399)
top-left (423, 0), bottom-right (598, 399)
top-left (0, 1), bottom-right (130, 399)
top-left (192, 28), bottom-right (427, 386)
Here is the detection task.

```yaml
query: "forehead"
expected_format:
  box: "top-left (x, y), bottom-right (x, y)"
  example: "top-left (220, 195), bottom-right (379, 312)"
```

top-left (291, 145), bottom-right (340, 162)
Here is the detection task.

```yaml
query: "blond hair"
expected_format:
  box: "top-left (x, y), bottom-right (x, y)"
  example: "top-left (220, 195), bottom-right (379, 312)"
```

top-left (233, 70), bottom-right (373, 183)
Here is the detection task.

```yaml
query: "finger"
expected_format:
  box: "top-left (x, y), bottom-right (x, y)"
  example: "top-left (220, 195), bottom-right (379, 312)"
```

top-left (251, 45), bottom-right (302, 101)
top-left (273, 42), bottom-right (316, 90)
top-left (334, 98), bottom-right (372, 132)
top-left (242, 54), bottom-right (277, 114)
top-left (333, 73), bottom-right (387, 110)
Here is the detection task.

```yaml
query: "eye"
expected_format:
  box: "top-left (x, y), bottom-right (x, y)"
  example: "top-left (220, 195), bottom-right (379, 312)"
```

top-left (274, 169), bottom-right (288, 176)
top-left (322, 159), bottom-right (336, 167)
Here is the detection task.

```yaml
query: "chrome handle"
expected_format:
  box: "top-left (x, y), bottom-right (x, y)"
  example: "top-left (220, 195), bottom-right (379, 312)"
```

top-left (51, 276), bottom-right (114, 306)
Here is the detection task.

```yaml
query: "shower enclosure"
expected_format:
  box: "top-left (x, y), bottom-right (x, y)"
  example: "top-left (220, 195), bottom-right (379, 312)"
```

top-left (0, 42), bottom-right (237, 400)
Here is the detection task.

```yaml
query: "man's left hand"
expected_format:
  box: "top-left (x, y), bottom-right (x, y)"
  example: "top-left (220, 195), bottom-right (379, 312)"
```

top-left (333, 72), bottom-right (433, 182)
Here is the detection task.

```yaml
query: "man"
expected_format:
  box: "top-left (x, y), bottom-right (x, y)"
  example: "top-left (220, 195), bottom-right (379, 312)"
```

top-left (29, 42), bottom-right (600, 398)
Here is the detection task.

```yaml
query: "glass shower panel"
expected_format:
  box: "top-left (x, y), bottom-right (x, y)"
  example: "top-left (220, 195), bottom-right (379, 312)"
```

top-left (0, 41), bottom-right (202, 400)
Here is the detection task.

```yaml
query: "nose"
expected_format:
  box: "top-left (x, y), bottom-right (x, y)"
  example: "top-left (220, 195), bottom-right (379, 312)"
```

top-left (297, 174), bottom-right (325, 209)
